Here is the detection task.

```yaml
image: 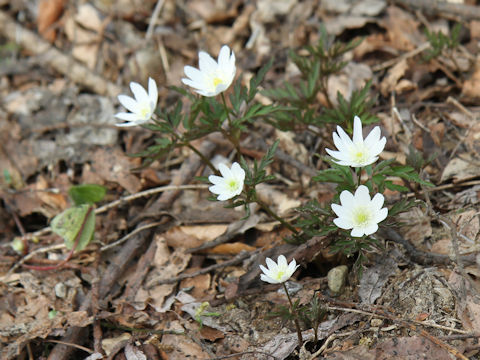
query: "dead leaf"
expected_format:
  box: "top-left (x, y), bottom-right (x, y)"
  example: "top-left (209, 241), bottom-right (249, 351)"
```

top-left (441, 154), bottom-right (480, 183)
top-left (91, 147), bottom-right (141, 193)
top-left (359, 250), bottom-right (400, 304)
top-left (102, 333), bottom-right (131, 356)
top-left (383, 6), bottom-right (422, 51)
top-left (398, 208), bottom-right (432, 247)
top-left (210, 242), bottom-right (256, 255)
top-left (380, 59), bottom-right (408, 97)
top-left (462, 61), bottom-right (480, 100)
top-left (37, 0), bottom-right (65, 42)
top-left (138, 235), bottom-right (191, 311)
top-left (375, 336), bottom-right (453, 359)
top-left (164, 224), bottom-right (228, 249)
top-left (124, 343), bottom-right (146, 360)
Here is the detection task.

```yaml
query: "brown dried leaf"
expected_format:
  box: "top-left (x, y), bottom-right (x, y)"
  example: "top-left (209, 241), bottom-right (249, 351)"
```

top-left (91, 147), bottom-right (141, 193)
top-left (164, 224), bottom-right (228, 249)
top-left (37, 0), bottom-right (66, 42)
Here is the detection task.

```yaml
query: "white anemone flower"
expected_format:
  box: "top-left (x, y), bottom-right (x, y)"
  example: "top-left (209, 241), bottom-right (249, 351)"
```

top-left (326, 116), bottom-right (386, 167)
top-left (331, 185), bottom-right (388, 237)
top-left (182, 45), bottom-right (236, 97)
top-left (115, 77), bottom-right (158, 127)
top-left (260, 255), bottom-right (299, 284)
top-left (208, 162), bottom-right (245, 201)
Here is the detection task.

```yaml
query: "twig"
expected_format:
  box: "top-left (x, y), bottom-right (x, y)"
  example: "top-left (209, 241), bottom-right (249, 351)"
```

top-left (390, 0), bottom-right (480, 20)
top-left (0, 11), bottom-right (121, 97)
top-left (147, 250), bottom-right (257, 287)
top-left (208, 351), bottom-right (278, 360)
top-left (44, 339), bottom-right (94, 354)
top-left (146, 0), bottom-right (165, 41)
top-left (22, 184), bottom-right (208, 240)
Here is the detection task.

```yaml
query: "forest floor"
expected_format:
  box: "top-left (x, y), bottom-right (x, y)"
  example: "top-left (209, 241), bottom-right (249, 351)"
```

top-left (2, 0), bottom-right (480, 359)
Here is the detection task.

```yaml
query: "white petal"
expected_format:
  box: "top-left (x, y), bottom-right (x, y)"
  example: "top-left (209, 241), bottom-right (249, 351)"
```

top-left (181, 78), bottom-right (206, 92)
top-left (218, 45), bottom-right (231, 66)
top-left (278, 255), bottom-right (287, 268)
top-left (355, 185), bottom-right (371, 204)
top-left (334, 217), bottom-right (354, 230)
top-left (364, 126), bottom-right (380, 147)
top-left (260, 274), bottom-right (278, 284)
top-left (331, 203), bottom-right (350, 219)
top-left (336, 126), bottom-right (354, 148)
top-left (208, 175), bottom-right (224, 185)
top-left (208, 184), bottom-right (224, 194)
top-left (351, 227), bottom-right (365, 237)
top-left (370, 193), bottom-right (385, 211)
top-left (231, 162), bottom-right (245, 181)
top-left (339, 190), bottom-right (355, 207)
top-left (332, 132), bottom-right (346, 152)
top-left (183, 66), bottom-right (205, 84)
top-left (352, 116), bottom-right (363, 144)
top-left (218, 163), bottom-right (231, 178)
top-left (114, 112), bottom-right (140, 121)
top-left (117, 95), bottom-right (140, 113)
top-left (363, 223), bottom-right (379, 236)
top-left (148, 77), bottom-right (158, 107)
top-left (265, 257), bottom-right (277, 271)
top-left (369, 136), bottom-right (386, 156)
top-left (130, 82), bottom-right (149, 102)
top-left (199, 50), bottom-right (218, 72)
top-left (375, 208), bottom-right (388, 223)
top-left (217, 192), bottom-right (233, 201)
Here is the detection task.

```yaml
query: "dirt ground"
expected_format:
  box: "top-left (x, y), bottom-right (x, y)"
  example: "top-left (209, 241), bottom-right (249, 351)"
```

top-left (2, 0), bottom-right (480, 359)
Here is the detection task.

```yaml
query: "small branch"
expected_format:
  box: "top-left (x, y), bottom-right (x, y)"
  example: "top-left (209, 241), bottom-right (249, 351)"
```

top-left (147, 250), bottom-right (257, 287)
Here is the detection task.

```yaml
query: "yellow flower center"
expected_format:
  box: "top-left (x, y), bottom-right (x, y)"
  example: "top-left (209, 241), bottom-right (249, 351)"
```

top-left (213, 77), bottom-right (223, 87)
top-left (228, 179), bottom-right (238, 191)
top-left (139, 103), bottom-right (150, 119)
top-left (353, 208), bottom-right (371, 226)
top-left (351, 146), bottom-right (369, 164)
top-left (275, 270), bottom-right (285, 280)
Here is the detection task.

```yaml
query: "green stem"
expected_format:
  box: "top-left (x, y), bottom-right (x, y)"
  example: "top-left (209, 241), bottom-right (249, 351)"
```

top-left (282, 282), bottom-right (303, 345)
top-left (220, 93), bottom-right (242, 157)
top-left (256, 199), bottom-right (299, 236)
top-left (185, 142), bottom-right (218, 175)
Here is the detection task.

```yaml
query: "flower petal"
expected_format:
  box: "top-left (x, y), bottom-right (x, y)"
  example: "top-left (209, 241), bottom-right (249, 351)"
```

top-left (148, 77), bottom-right (158, 107)
top-left (199, 50), bottom-right (218, 72)
top-left (130, 81), bottom-right (149, 102)
top-left (334, 217), bottom-right (354, 230)
top-left (339, 189), bottom-right (355, 207)
top-left (351, 227), bottom-right (365, 237)
top-left (352, 116), bottom-right (363, 145)
top-left (354, 185), bottom-right (371, 204)
top-left (117, 95), bottom-right (140, 113)
top-left (114, 112), bottom-right (140, 121)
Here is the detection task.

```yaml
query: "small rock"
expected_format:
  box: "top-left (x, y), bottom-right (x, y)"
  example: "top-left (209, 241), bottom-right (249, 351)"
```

top-left (55, 282), bottom-right (67, 299)
top-left (371, 318), bottom-right (383, 327)
top-left (327, 265), bottom-right (348, 295)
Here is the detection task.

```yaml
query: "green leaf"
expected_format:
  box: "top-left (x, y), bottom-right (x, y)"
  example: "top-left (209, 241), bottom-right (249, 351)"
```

top-left (69, 184), bottom-right (106, 205)
top-left (51, 205), bottom-right (95, 251)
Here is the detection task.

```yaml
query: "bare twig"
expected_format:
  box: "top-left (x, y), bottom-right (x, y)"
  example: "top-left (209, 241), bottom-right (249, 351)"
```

top-left (146, 0), bottom-right (165, 40)
top-left (0, 11), bottom-right (121, 96)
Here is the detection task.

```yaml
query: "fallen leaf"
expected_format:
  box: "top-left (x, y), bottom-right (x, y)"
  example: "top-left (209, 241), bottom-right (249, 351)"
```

top-left (37, 0), bottom-right (65, 42)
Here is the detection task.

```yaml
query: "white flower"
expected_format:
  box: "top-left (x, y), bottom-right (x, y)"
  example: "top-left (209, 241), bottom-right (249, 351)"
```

top-left (259, 255), bottom-right (299, 284)
top-left (331, 185), bottom-right (388, 237)
top-left (182, 45), bottom-right (236, 97)
top-left (326, 115), bottom-right (386, 167)
top-left (208, 162), bottom-right (245, 201)
top-left (115, 77), bottom-right (158, 127)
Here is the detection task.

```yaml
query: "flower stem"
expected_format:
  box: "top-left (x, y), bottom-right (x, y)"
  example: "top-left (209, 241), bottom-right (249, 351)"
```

top-left (185, 142), bottom-right (219, 175)
top-left (256, 199), bottom-right (299, 236)
top-left (220, 93), bottom-right (242, 157)
top-left (282, 282), bottom-right (303, 345)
